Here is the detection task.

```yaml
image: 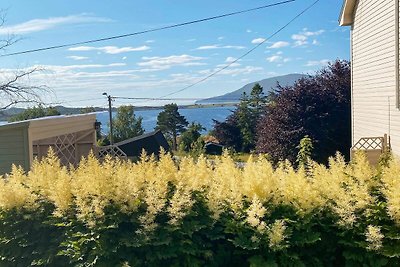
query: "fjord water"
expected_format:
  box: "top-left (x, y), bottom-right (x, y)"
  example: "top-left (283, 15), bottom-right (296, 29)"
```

top-left (96, 105), bottom-right (235, 134)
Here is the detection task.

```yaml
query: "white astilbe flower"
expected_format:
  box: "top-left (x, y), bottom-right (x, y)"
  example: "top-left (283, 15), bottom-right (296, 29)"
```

top-left (246, 196), bottom-right (267, 233)
top-left (365, 225), bottom-right (384, 251)
top-left (268, 220), bottom-right (287, 251)
top-left (167, 182), bottom-right (194, 226)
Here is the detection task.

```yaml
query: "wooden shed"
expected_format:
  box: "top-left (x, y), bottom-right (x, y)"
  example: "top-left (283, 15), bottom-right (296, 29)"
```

top-left (114, 130), bottom-right (170, 159)
top-left (0, 114), bottom-right (97, 175)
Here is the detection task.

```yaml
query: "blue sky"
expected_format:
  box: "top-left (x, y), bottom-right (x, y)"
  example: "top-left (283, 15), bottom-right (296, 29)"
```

top-left (0, 0), bottom-right (349, 108)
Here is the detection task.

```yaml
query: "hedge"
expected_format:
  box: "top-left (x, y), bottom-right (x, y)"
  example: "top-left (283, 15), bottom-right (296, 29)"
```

top-left (0, 150), bottom-right (399, 266)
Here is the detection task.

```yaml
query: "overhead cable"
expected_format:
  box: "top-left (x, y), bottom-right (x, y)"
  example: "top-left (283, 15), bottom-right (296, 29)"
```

top-left (158, 0), bottom-right (320, 99)
top-left (0, 0), bottom-right (294, 57)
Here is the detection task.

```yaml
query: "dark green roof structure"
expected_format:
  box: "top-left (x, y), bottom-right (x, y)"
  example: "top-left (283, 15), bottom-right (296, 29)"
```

top-left (114, 130), bottom-right (170, 158)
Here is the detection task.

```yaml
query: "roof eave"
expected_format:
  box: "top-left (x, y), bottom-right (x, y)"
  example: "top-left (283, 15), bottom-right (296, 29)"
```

top-left (339, 0), bottom-right (357, 26)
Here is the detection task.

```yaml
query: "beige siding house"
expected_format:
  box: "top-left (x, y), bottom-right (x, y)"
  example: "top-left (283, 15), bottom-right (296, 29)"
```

top-left (340, 0), bottom-right (400, 159)
top-left (0, 114), bottom-right (97, 175)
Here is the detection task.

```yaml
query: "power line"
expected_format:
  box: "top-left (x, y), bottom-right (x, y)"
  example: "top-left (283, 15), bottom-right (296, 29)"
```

top-left (0, 0), bottom-right (295, 58)
top-left (158, 0), bottom-right (320, 99)
top-left (113, 96), bottom-right (241, 101)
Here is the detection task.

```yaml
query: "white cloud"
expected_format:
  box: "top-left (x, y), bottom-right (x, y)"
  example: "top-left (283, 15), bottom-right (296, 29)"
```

top-left (218, 36), bottom-right (225, 40)
top-left (122, 56), bottom-right (127, 60)
top-left (292, 34), bottom-right (307, 46)
top-left (0, 14), bottom-right (111, 35)
top-left (305, 59), bottom-right (330, 66)
top-left (66, 56), bottom-right (89, 61)
top-left (266, 55), bottom-right (282, 63)
top-left (303, 29), bottom-right (325, 36)
top-left (199, 65), bottom-right (263, 76)
top-left (266, 53), bottom-right (291, 63)
top-left (137, 54), bottom-right (204, 70)
top-left (37, 63), bottom-right (126, 72)
top-left (216, 62), bottom-right (241, 68)
top-left (246, 29), bottom-right (252, 33)
top-left (292, 29), bottom-right (324, 47)
top-left (195, 44), bottom-right (245, 50)
top-left (225, 57), bottom-right (237, 63)
top-left (186, 38), bottom-right (196, 42)
top-left (251, 38), bottom-right (266, 44)
top-left (145, 40), bottom-right (155, 43)
top-left (68, 45), bottom-right (150, 54)
top-left (268, 41), bottom-right (290, 49)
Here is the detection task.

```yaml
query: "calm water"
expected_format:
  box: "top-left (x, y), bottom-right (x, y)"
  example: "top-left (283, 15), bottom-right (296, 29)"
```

top-left (96, 106), bottom-right (235, 134)
top-left (0, 106), bottom-right (235, 133)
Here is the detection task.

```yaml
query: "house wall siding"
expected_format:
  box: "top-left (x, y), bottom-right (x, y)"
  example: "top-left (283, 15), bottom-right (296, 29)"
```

top-left (351, 0), bottom-right (400, 153)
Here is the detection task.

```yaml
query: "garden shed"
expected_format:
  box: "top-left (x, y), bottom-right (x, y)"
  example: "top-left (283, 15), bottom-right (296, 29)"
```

top-left (114, 130), bottom-right (170, 159)
top-left (0, 113), bottom-right (97, 175)
top-left (204, 142), bottom-right (224, 155)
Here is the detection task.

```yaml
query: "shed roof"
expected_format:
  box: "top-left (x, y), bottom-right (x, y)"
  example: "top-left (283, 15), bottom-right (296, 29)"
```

top-left (339, 0), bottom-right (357, 26)
top-left (0, 113), bottom-right (97, 141)
top-left (114, 130), bottom-right (170, 157)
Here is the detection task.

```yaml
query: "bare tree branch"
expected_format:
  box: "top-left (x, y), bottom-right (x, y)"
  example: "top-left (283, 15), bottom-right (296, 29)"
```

top-left (0, 9), bottom-right (20, 52)
top-left (0, 10), bottom-right (49, 110)
top-left (0, 68), bottom-right (50, 109)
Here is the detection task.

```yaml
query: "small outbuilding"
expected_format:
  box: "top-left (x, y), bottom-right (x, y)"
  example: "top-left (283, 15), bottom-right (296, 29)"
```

top-left (204, 142), bottom-right (224, 155)
top-left (0, 114), bottom-right (97, 175)
top-left (114, 130), bottom-right (170, 159)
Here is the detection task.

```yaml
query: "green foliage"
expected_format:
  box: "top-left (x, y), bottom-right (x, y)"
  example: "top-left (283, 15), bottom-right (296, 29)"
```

top-left (236, 93), bottom-right (255, 152)
top-left (156, 103), bottom-right (188, 150)
top-left (179, 122), bottom-right (204, 152)
top-left (296, 135), bottom-right (314, 167)
top-left (1, 152), bottom-right (400, 266)
top-left (257, 60), bottom-right (351, 164)
top-left (80, 106), bottom-right (97, 114)
top-left (9, 105), bottom-right (61, 122)
top-left (112, 105), bottom-right (144, 143)
top-left (189, 137), bottom-right (206, 158)
top-left (0, 204), bottom-right (69, 266)
top-left (213, 83), bottom-right (267, 152)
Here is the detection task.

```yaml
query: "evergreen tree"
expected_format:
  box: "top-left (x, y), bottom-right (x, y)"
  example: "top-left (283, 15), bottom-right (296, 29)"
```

top-left (156, 103), bottom-right (188, 150)
top-left (212, 84), bottom-right (267, 152)
top-left (236, 93), bottom-right (255, 152)
top-left (249, 83), bottom-right (267, 117)
top-left (112, 105), bottom-right (144, 143)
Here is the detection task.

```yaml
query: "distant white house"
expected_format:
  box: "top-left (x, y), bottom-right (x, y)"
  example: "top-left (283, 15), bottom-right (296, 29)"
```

top-left (340, 0), bottom-right (399, 161)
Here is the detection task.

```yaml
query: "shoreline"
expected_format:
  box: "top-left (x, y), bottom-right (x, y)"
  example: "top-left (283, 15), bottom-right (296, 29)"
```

top-left (0, 103), bottom-right (238, 122)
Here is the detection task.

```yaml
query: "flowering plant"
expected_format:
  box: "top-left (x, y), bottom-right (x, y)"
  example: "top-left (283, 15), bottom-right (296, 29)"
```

top-left (0, 150), bottom-right (399, 266)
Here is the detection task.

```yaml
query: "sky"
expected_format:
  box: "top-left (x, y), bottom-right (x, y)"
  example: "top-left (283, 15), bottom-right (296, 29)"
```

top-left (0, 0), bottom-right (349, 108)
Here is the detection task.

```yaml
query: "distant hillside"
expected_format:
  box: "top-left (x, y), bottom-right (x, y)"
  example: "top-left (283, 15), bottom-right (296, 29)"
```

top-left (196, 74), bottom-right (308, 104)
top-left (0, 106), bottom-right (108, 121)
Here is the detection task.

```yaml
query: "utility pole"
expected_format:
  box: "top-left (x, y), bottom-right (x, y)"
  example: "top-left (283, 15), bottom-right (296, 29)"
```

top-left (103, 93), bottom-right (114, 145)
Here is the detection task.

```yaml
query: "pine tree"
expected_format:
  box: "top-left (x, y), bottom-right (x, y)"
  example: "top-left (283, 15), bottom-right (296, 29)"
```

top-left (156, 103), bottom-right (188, 150)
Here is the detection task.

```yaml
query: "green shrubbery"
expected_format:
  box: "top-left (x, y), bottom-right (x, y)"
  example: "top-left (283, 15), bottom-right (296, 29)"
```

top-left (0, 151), bottom-right (400, 266)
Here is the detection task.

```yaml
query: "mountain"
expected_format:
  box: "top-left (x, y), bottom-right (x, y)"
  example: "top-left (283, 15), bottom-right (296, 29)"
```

top-left (196, 74), bottom-right (308, 104)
